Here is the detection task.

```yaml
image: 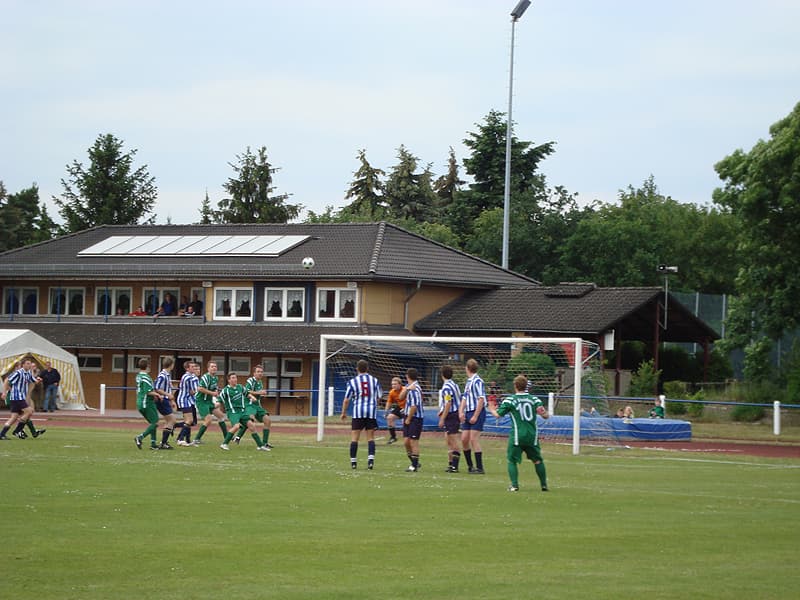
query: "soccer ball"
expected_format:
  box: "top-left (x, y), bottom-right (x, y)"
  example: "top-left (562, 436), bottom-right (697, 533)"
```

top-left (301, 257), bottom-right (315, 269)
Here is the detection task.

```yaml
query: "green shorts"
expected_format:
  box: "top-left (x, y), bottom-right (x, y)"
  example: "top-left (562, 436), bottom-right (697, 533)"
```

top-left (139, 404), bottom-right (159, 425)
top-left (246, 404), bottom-right (269, 420)
top-left (228, 413), bottom-right (250, 429)
top-left (508, 442), bottom-right (543, 464)
top-left (196, 399), bottom-right (215, 419)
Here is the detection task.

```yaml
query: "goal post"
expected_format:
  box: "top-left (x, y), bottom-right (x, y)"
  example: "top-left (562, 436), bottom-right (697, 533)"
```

top-left (317, 334), bottom-right (606, 455)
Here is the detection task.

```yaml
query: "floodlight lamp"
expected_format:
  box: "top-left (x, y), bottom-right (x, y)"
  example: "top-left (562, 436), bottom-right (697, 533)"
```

top-left (656, 264), bottom-right (679, 274)
top-left (511, 0), bottom-right (531, 20)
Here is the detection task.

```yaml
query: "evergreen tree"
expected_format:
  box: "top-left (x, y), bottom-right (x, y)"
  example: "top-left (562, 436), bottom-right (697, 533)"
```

top-left (342, 149), bottom-right (386, 220)
top-left (0, 183), bottom-right (58, 251)
top-left (54, 133), bottom-right (157, 232)
top-left (433, 147), bottom-right (464, 215)
top-left (384, 145), bottom-right (438, 222)
top-left (199, 189), bottom-right (213, 224)
top-left (216, 146), bottom-right (301, 224)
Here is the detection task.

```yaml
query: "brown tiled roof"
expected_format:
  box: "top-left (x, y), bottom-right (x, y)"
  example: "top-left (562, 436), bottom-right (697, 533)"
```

top-left (414, 285), bottom-right (720, 343)
top-left (0, 222), bottom-right (534, 288)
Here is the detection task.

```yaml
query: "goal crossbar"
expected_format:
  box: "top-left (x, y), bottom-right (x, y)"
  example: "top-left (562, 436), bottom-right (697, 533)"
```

top-left (317, 334), bottom-right (585, 454)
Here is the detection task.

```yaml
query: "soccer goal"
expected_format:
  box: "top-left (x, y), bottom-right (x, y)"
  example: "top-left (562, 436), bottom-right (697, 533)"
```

top-left (316, 335), bottom-right (617, 455)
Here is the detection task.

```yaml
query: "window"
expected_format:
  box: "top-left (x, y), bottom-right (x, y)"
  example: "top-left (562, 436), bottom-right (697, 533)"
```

top-left (112, 354), bottom-right (151, 372)
top-left (317, 288), bottom-right (357, 321)
top-left (265, 288), bottom-right (305, 320)
top-left (261, 357), bottom-right (278, 376)
top-left (76, 355), bottom-right (102, 371)
top-left (3, 287), bottom-right (38, 315)
top-left (267, 377), bottom-right (294, 397)
top-left (282, 358), bottom-right (303, 377)
top-left (141, 288), bottom-right (180, 316)
top-left (96, 287), bottom-right (132, 316)
top-left (228, 357), bottom-right (251, 374)
top-left (214, 288), bottom-right (252, 320)
top-left (50, 287), bottom-right (85, 315)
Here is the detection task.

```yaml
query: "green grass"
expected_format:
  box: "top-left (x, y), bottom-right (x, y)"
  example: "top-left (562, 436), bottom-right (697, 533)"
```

top-left (3, 427), bottom-right (799, 599)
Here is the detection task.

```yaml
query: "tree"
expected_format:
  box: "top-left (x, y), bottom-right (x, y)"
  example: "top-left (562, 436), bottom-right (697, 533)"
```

top-left (342, 149), bottom-right (386, 220)
top-left (556, 177), bottom-right (738, 291)
top-left (448, 110), bottom-right (554, 239)
top-left (713, 102), bottom-right (800, 360)
top-left (433, 147), bottom-right (464, 215)
top-left (199, 189), bottom-right (213, 224)
top-left (0, 182), bottom-right (57, 251)
top-left (215, 146), bottom-right (301, 224)
top-left (54, 133), bottom-right (157, 232)
top-left (383, 145), bottom-right (438, 222)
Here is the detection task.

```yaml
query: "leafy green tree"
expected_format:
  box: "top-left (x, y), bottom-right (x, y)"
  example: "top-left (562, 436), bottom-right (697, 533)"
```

top-left (448, 110), bottom-right (554, 239)
top-left (556, 176), bottom-right (738, 291)
top-left (342, 149), bottom-right (386, 220)
top-left (384, 145), bottom-right (438, 222)
top-left (0, 183), bottom-right (57, 251)
top-left (216, 146), bottom-right (300, 224)
top-left (199, 189), bottom-right (213, 224)
top-left (713, 102), bottom-right (800, 377)
top-left (54, 133), bottom-right (157, 232)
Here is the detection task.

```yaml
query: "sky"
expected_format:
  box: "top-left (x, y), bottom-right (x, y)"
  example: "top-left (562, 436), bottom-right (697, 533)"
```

top-left (2, 0), bottom-right (799, 225)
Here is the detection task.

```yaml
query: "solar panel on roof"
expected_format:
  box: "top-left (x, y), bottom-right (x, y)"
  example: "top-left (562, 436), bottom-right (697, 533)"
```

top-left (78, 235), bottom-right (310, 256)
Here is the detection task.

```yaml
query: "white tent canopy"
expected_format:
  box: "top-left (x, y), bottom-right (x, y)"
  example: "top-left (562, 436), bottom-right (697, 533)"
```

top-left (0, 329), bottom-right (86, 409)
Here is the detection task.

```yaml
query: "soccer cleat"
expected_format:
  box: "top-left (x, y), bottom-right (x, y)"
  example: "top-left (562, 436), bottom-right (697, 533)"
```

top-left (468, 467), bottom-right (476, 473)
top-left (159, 442), bottom-right (173, 450)
top-left (508, 485), bottom-right (519, 492)
top-left (351, 462), bottom-right (357, 470)
top-left (220, 443), bottom-right (230, 450)
top-left (176, 440), bottom-right (190, 447)
top-left (149, 445), bottom-right (159, 450)
top-left (256, 445), bottom-right (270, 451)
top-left (368, 461), bottom-right (374, 470)
top-left (134, 436), bottom-right (143, 450)
top-left (387, 437), bottom-right (396, 445)
top-left (0, 435), bottom-right (8, 440)
top-left (14, 430), bottom-right (28, 439)
top-left (541, 486), bottom-right (549, 492)
top-left (446, 466), bottom-right (459, 473)
top-left (265, 443), bottom-right (274, 449)
top-left (190, 440), bottom-right (201, 446)
top-left (470, 468), bottom-right (485, 475)
top-left (405, 465), bottom-right (417, 472)
top-left (33, 429), bottom-right (46, 438)
top-left (233, 436), bottom-right (241, 445)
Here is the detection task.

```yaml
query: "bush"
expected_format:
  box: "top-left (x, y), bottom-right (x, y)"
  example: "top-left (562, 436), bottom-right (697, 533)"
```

top-left (731, 404), bottom-right (765, 422)
top-left (686, 389), bottom-right (705, 419)
top-left (506, 351), bottom-right (557, 393)
top-left (629, 359), bottom-right (661, 397)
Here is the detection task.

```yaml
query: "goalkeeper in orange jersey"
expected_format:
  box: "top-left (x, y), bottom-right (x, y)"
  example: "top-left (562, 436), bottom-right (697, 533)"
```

top-left (384, 377), bottom-right (405, 444)
top-left (487, 374), bottom-right (549, 492)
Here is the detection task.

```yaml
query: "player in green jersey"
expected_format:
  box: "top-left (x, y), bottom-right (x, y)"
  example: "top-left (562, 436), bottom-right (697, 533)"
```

top-left (487, 374), bottom-right (549, 492)
top-left (134, 358), bottom-right (162, 450)
top-left (242, 365), bottom-right (272, 449)
top-left (217, 372), bottom-right (268, 451)
top-left (192, 361), bottom-right (229, 444)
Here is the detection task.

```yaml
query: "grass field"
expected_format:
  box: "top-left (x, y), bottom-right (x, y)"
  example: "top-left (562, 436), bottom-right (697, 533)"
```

top-left (3, 426), bottom-right (799, 599)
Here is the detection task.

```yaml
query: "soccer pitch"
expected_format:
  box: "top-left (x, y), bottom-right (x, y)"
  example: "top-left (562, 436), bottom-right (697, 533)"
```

top-left (3, 427), bottom-right (798, 599)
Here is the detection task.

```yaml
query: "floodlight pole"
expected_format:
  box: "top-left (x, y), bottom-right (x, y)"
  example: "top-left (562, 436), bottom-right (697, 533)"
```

top-left (502, 0), bottom-right (531, 270)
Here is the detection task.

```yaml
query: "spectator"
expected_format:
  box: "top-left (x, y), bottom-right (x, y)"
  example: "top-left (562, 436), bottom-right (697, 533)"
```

top-left (614, 408), bottom-right (625, 418)
top-left (129, 306), bottom-right (148, 316)
top-left (649, 396), bottom-right (665, 419)
top-left (188, 293), bottom-right (204, 315)
top-left (623, 405), bottom-right (635, 420)
top-left (177, 295), bottom-right (190, 316)
top-left (41, 361), bottom-right (61, 412)
top-left (157, 293), bottom-right (176, 316)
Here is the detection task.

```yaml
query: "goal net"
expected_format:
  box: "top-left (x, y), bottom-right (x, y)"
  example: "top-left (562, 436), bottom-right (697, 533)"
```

top-left (316, 335), bottom-right (619, 454)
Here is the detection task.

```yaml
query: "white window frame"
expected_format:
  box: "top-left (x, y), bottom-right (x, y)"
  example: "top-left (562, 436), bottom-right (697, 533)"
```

top-left (141, 288), bottom-right (180, 316)
top-left (317, 287), bottom-right (357, 322)
top-left (261, 357), bottom-right (279, 376)
top-left (264, 288), bottom-right (305, 321)
top-left (76, 354), bottom-right (103, 371)
top-left (3, 287), bottom-right (39, 315)
top-left (228, 356), bottom-right (251, 374)
top-left (112, 354), bottom-right (152, 373)
top-left (95, 287), bottom-right (133, 316)
top-left (281, 357), bottom-right (303, 377)
top-left (49, 287), bottom-right (85, 316)
top-left (267, 377), bottom-right (294, 397)
top-left (213, 288), bottom-right (253, 320)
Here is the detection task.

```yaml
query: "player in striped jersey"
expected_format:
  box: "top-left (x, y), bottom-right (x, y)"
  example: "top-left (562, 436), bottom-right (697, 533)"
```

top-left (134, 358), bottom-right (161, 449)
top-left (437, 365), bottom-right (461, 473)
top-left (175, 361), bottom-right (199, 446)
top-left (243, 365), bottom-right (272, 449)
top-left (459, 358), bottom-right (487, 474)
top-left (153, 357), bottom-right (177, 450)
top-left (0, 358), bottom-right (45, 440)
top-left (487, 374), bottom-right (549, 492)
top-left (399, 367), bottom-right (424, 472)
top-left (192, 361), bottom-right (229, 444)
top-left (340, 359), bottom-right (382, 470)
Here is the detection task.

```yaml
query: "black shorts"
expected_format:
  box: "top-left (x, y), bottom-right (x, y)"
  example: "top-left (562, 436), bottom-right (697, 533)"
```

top-left (156, 399), bottom-right (173, 416)
top-left (351, 417), bottom-right (377, 431)
top-left (388, 406), bottom-right (403, 418)
top-left (403, 417), bottom-right (424, 440)
top-left (442, 412), bottom-right (460, 435)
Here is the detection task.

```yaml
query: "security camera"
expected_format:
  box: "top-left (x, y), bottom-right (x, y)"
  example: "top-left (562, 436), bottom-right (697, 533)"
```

top-left (657, 265), bottom-right (678, 274)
